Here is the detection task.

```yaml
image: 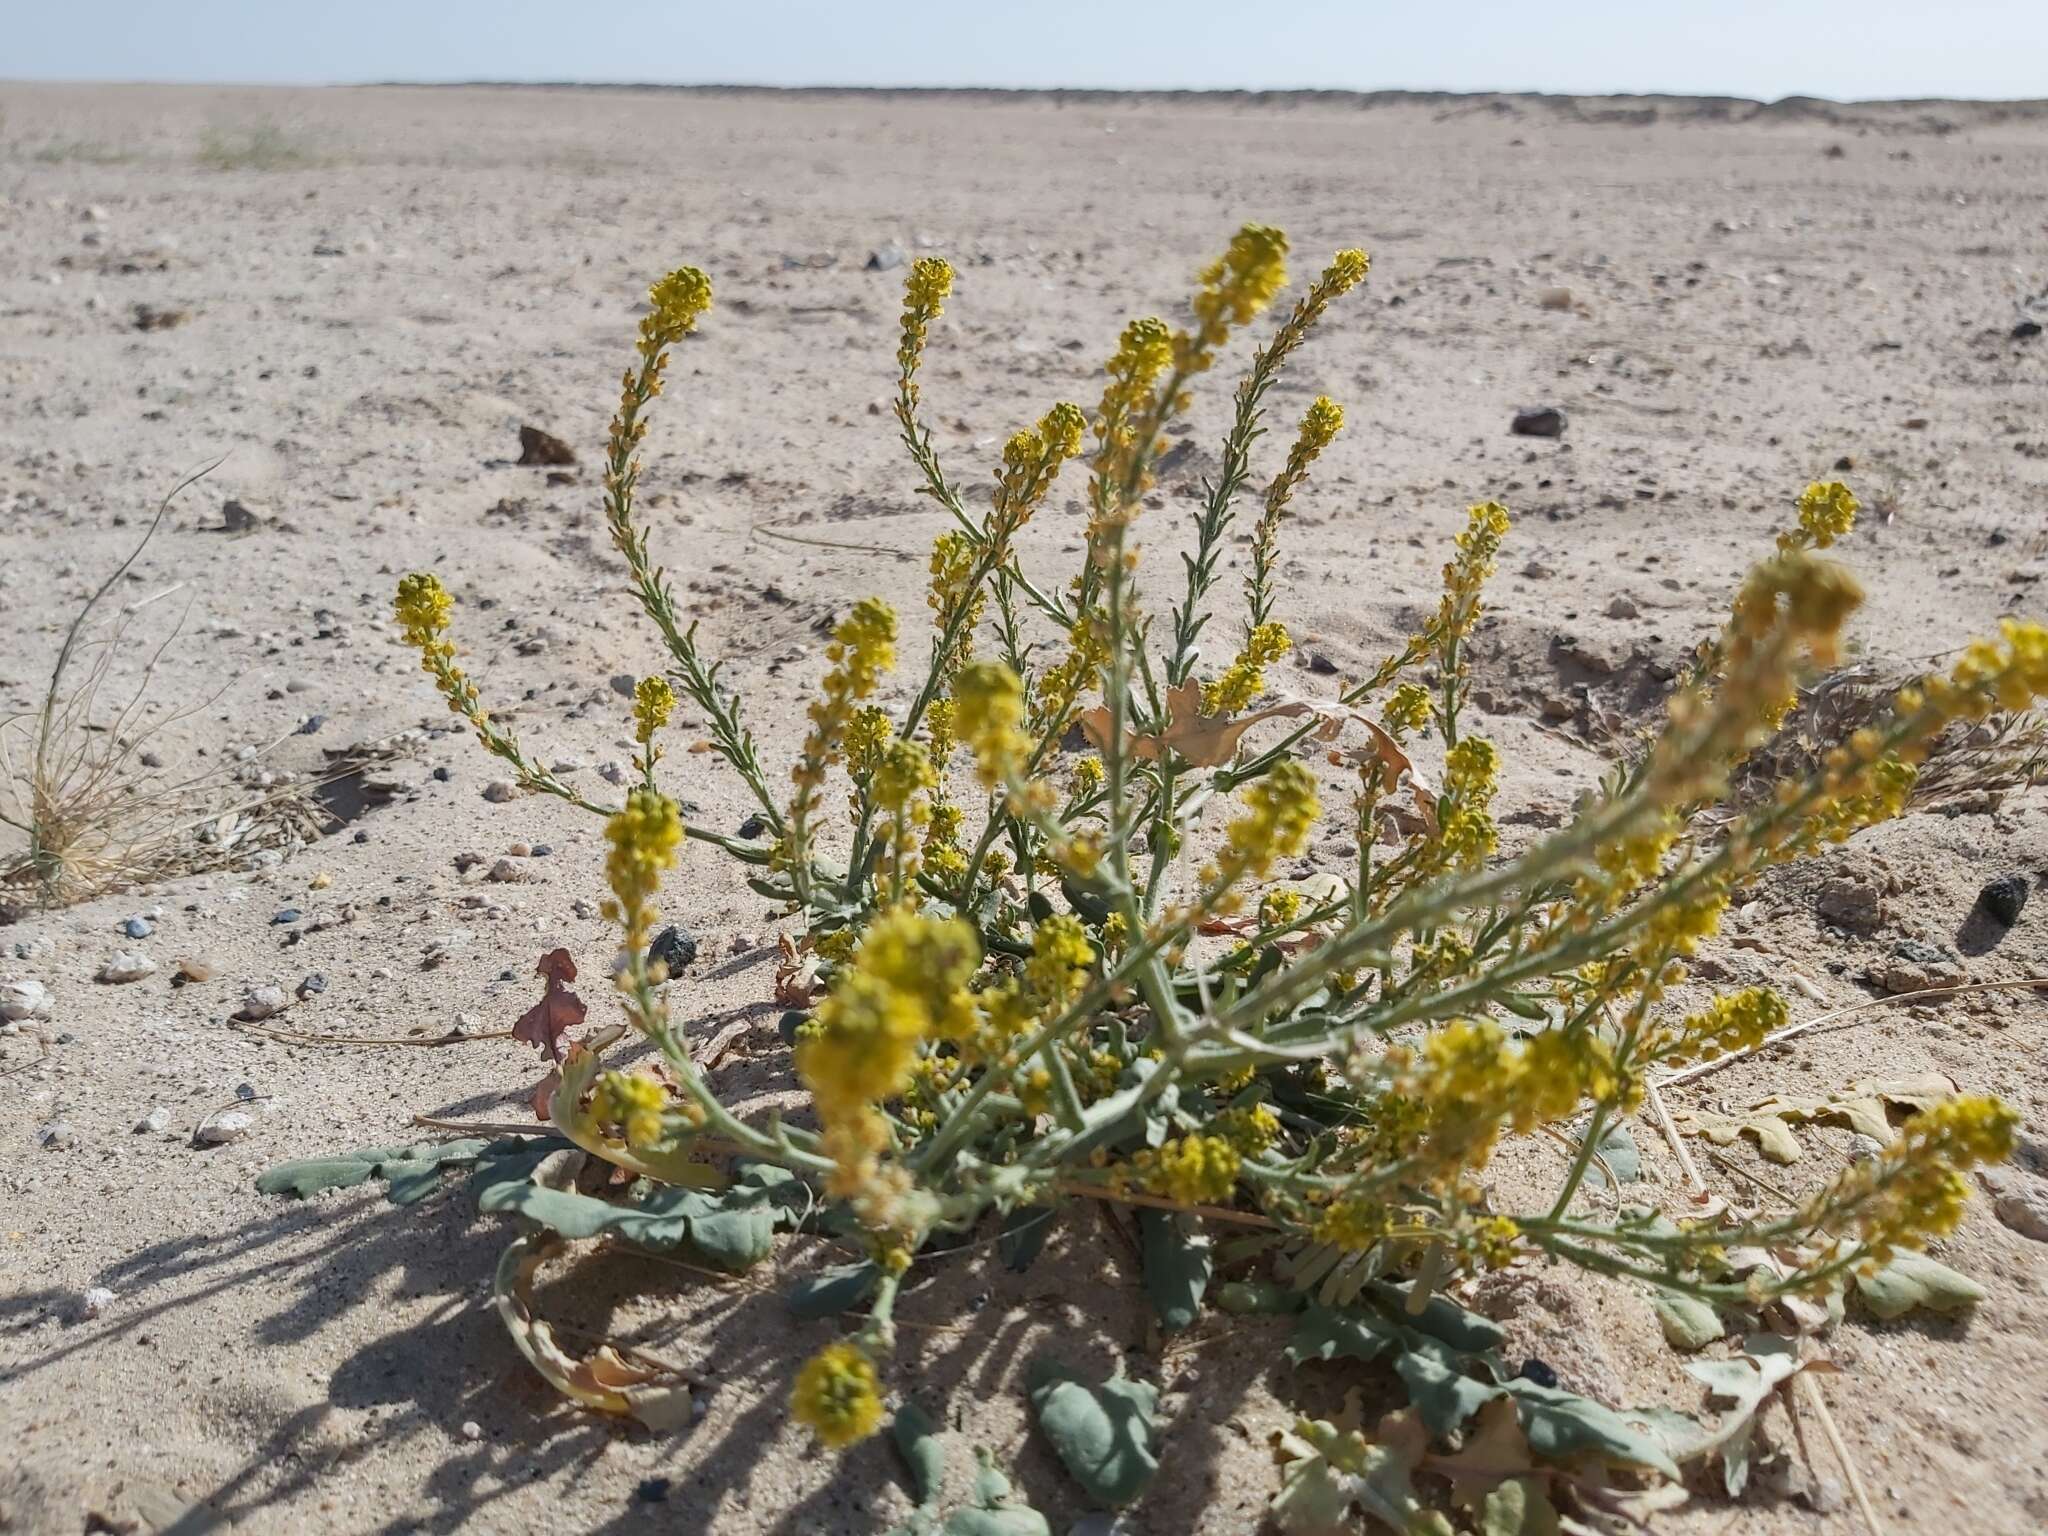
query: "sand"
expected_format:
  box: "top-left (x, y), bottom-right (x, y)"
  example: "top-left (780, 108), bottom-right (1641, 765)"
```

top-left (2, 82), bottom-right (2046, 1534)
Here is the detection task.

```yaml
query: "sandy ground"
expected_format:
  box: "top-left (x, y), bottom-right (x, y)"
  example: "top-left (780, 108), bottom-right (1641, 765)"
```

top-left (2, 83), bottom-right (2047, 1535)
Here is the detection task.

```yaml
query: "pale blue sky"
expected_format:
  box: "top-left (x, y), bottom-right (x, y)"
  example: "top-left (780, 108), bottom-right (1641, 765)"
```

top-left (8, 0), bottom-right (2044, 101)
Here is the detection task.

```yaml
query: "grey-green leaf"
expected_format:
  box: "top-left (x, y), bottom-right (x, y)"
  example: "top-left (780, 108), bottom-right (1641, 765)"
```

top-left (1499, 1379), bottom-right (1682, 1479)
top-left (1367, 1280), bottom-right (1507, 1355)
top-left (1138, 1209), bottom-right (1211, 1333)
top-left (1854, 1252), bottom-right (1986, 1320)
top-left (1286, 1303), bottom-right (1402, 1368)
top-left (256, 1138), bottom-right (493, 1202)
top-left (1594, 1122), bottom-right (1642, 1185)
top-left (790, 1261), bottom-right (882, 1320)
top-left (894, 1401), bottom-right (946, 1508)
top-left (1654, 1294), bottom-right (1725, 1352)
top-left (1393, 1335), bottom-right (1502, 1436)
top-left (1027, 1362), bottom-right (1159, 1507)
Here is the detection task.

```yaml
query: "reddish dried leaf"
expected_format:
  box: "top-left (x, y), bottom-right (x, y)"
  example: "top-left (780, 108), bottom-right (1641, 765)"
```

top-left (514, 950), bottom-right (587, 1061)
top-left (529, 1068), bottom-right (561, 1121)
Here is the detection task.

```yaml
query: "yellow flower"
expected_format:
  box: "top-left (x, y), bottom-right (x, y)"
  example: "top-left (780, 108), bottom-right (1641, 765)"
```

top-left (897, 257), bottom-right (954, 384)
top-left (1312, 1195), bottom-right (1390, 1253)
top-left (1202, 758), bottom-right (1320, 901)
top-left (790, 1342), bottom-right (884, 1447)
top-left (1213, 1103), bottom-right (1280, 1156)
top-left (1203, 621), bottom-right (1292, 715)
top-left (791, 599), bottom-right (899, 814)
top-left (603, 788), bottom-right (683, 951)
top-left (394, 571), bottom-right (453, 647)
top-left (1069, 755), bottom-right (1105, 797)
top-left (1179, 222), bottom-right (1290, 371)
top-left (1381, 683), bottom-right (1432, 740)
top-left (1819, 1094), bottom-right (2017, 1261)
top-left (1259, 888), bottom-right (1304, 929)
top-left (591, 1070), bottom-right (668, 1149)
top-left (1025, 913), bottom-right (1095, 1002)
top-left (646, 266), bottom-right (713, 340)
top-left (1145, 1134), bottom-right (1242, 1205)
top-left (1670, 986), bottom-right (1788, 1062)
top-left (1783, 480), bottom-right (1859, 551)
top-left (953, 660), bottom-right (1030, 790)
top-left (632, 676), bottom-right (675, 747)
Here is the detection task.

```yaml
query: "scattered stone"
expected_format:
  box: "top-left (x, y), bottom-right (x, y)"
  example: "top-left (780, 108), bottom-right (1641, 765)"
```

top-left (97, 951), bottom-right (155, 984)
top-left (1604, 595), bottom-right (1641, 621)
top-left (549, 758), bottom-right (586, 775)
top-left (1977, 874), bottom-right (2029, 927)
top-left (597, 761), bottom-right (628, 786)
top-left (1979, 1167), bottom-right (2048, 1242)
top-left (737, 813), bottom-right (767, 840)
top-left (1536, 286), bottom-right (1575, 311)
top-left (2013, 320), bottom-right (2043, 342)
top-left (486, 858), bottom-right (529, 884)
top-left (531, 844), bottom-right (552, 857)
top-left (296, 973), bottom-right (327, 999)
top-left (460, 1420), bottom-right (482, 1441)
top-left (135, 1105), bottom-right (171, 1134)
top-left (1881, 939), bottom-right (1964, 995)
top-left (507, 842), bottom-right (532, 857)
top-left (271, 908), bottom-right (302, 926)
top-left (1520, 561), bottom-right (1555, 580)
top-left (1815, 872), bottom-right (1885, 934)
top-left (297, 714), bottom-right (326, 736)
top-left (176, 954), bottom-right (220, 983)
top-left (1, 978), bottom-right (54, 1022)
top-left (121, 916), bottom-right (153, 939)
top-left (516, 426), bottom-right (577, 466)
top-left (864, 241), bottom-right (907, 272)
top-left (650, 925), bottom-right (698, 976)
top-left (1511, 405), bottom-right (1567, 439)
top-left (236, 984), bottom-right (289, 1022)
top-left (78, 1286), bottom-right (116, 1321)
top-left (38, 1120), bottom-right (76, 1150)
top-left (483, 780), bottom-right (518, 803)
top-left (1848, 1133), bottom-right (1887, 1164)
top-left (132, 303), bottom-right (189, 331)
top-left (219, 498), bottom-right (261, 533)
top-left (730, 933), bottom-right (756, 955)
top-left (195, 1111), bottom-right (253, 1147)
top-left (609, 673), bottom-right (637, 697)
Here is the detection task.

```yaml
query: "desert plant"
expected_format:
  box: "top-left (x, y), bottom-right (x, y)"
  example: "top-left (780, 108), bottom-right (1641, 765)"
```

top-left (269, 229), bottom-right (2043, 1523)
top-left (195, 116), bottom-right (311, 172)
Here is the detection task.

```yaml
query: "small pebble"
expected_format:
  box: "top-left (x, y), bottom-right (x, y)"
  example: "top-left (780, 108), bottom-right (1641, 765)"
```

top-left (78, 1286), bottom-right (116, 1320)
top-left (309, 871), bottom-right (333, 891)
top-left (235, 1082), bottom-right (259, 1101)
top-left (135, 1105), bottom-right (171, 1134)
top-left (177, 954), bottom-right (220, 983)
top-left (97, 950), bottom-right (155, 984)
top-left (38, 1119), bottom-right (77, 1150)
top-left (432, 765), bottom-right (452, 782)
top-left (121, 916), bottom-right (153, 939)
top-left (597, 761), bottom-right (628, 786)
top-left (507, 842), bottom-right (532, 857)
top-left (649, 925), bottom-right (698, 976)
top-left (1978, 874), bottom-right (2029, 927)
top-left (236, 984), bottom-right (289, 1022)
top-left (195, 1110), bottom-right (253, 1146)
top-left (460, 1420), bottom-right (482, 1441)
top-left (297, 973), bottom-right (327, 998)
top-left (531, 844), bottom-right (552, 857)
top-left (1, 978), bottom-right (54, 1022)
top-left (271, 908), bottom-right (302, 926)
top-left (483, 780), bottom-right (517, 803)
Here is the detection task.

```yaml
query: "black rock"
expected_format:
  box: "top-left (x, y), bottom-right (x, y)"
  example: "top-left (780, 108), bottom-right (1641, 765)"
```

top-left (297, 714), bottom-right (326, 736)
top-left (271, 908), bottom-right (301, 925)
top-left (649, 925), bottom-right (698, 977)
top-left (1511, 406), bottom-right (1567, 439)
top-left (1517, 1358), bottom-right (1559, 1389)
top-left (296, 973), bottom-right (327, 998)
top-left (1978, 874), bottom-right (2029, 927)
top-left (634, 1478), bottom-right (672, 1504)
top-left (737, 813), bottom-right (767, 840)
top-left (432, 765), bottom-right (452, 782)
top-left (2014, 320), bottom-right (2043, 342)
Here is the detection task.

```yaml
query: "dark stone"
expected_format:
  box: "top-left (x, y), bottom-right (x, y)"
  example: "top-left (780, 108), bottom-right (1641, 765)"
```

top-left (122, 917), bottom-right (153, 939)
top-left (649, 925), bottom-right (699, 977)
top-left (864, 242), bottom-right (907, 272)
top-left (352, 829), bottom-right (370, 844)
top-left (296, 973), bottom-right (326, 998)
top-left (1979, 875), bottom-right (2029, 927)
top-left (297, 714), bottom-right (326, 735)
top-left (1517, 1358), bottom-right (1559, 1388)
top-left (1307, 652), bottom-right (1339, 676)
top-left (634, 1478), bottom-right (672, 1504)
top-left (1511, 406), bottom-right (1566, 439)
top-left (2014, 320), bottom-right (2043, 341)
top-left (432, 765), bottom-right (452, 782)
top-left (516, 426), bottom-right (577, 466)
top-left (737, 813), bottom-right (767, 840)
top-left (271, 908), bottom-right (301, 925)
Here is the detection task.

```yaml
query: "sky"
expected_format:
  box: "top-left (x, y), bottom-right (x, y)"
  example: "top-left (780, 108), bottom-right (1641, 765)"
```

top-left (7, 0), bottom-right (2046, 102)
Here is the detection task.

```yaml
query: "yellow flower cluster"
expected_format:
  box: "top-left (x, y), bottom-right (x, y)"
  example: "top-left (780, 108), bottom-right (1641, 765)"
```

top-left (1433, 738), bottom-right (1501, 869)
top-left (602, 788), bottom-right (684, 952)
top-left (1259, 887), bottom-right (1305, 929)
top-left (1178, 222), bottom-right (1290, 372)
top-left (1819, 1095), bottom-right (2017, 1262)
top-left (1141, 1133), bottom-right (1242, 1205)
top-left (790, 1341), bottom-right (884, 1447)
top-left (1665, 986), bottom-right (1787, 1063)
top-left (1781, 479), bottom-right (1859, 552)
top-left (393, 571), bottom-right (484, 720)
top-left (1312, 1194), bottom-right (1391, 1253)
top-left (1025, 913), bottom-right (1096, 1003)
top-left (797, 906), bottom-right (981, 1119)
top-left (644, 266), bottom-right (713, 347)
top-left (1435, 501), bottom-right (1512, 645)
top-left (953, 660), bottom-right (1030, 790)
top-left (1202, 759), bottom-right (1320, 906)
top-left (1248, 397), bottom-right (1343, 601)
top-left (897, 256), bottom-right (954, 388)
top-left (793, 598), bottom-right (899, 809)
top-left (1381, 682), bottom-right (1432, 740)
top-left (992, 402), bottom-right (1088, 542)
top-left (1900, 617), bottom-right (2048, 727)
top-left (632, 675), bottom-right (675, 747)
top-left (1213, 1102), bottom-right (1280, 1156)
top-left (873, 739), bottom-right (939, 887)
top-left (1034, 618), bottom-right (1111, 736)
top-left (1092, 316), bottom-right (1176, 491)
top-left (1204, 621), bottom-right (1292, 715)
top-left (927, 531), bottom-right (986, 660)
top-left (590, 1070), bottom-right (668, 1149)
